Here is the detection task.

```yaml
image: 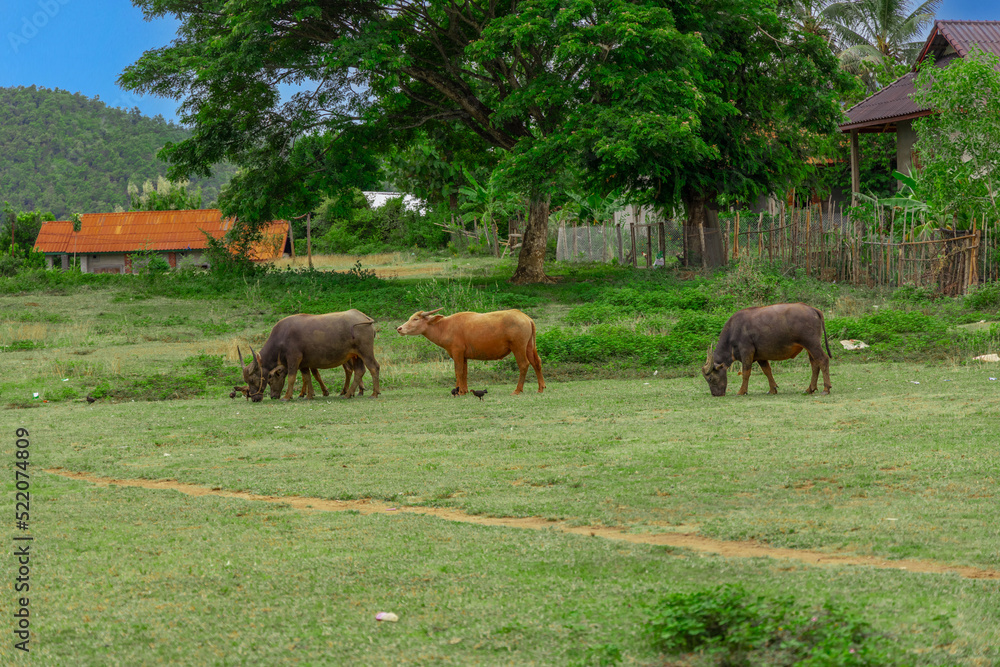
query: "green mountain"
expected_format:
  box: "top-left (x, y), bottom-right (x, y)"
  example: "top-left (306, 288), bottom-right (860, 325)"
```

top-left (0, 86), bottom-right (235, 218)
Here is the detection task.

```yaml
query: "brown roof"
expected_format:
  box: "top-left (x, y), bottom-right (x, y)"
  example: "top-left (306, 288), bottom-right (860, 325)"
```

top-left (33, 220), bottom-right (75, 254)
top-left (34, 209), bottom-right (288, 261)
top-left (841, 20), bottom-right (1000, 132)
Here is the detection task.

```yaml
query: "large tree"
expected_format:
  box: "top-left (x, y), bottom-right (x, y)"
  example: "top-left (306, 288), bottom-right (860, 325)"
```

top-left (121, 0), bottom-right (847, 279)
top-left (570, 0), bottom-right (853, 267)
top-left (121, 0), bottom-right (708, 283)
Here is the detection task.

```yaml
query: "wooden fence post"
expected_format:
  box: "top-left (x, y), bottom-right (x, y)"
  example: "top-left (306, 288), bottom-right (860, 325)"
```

top-left (630, 222), bottom-right (638, 268)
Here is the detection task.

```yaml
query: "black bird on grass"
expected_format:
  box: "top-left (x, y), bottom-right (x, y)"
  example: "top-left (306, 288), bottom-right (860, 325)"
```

top-left (451, 386), bottom-right (460, 397)
top-left (86, 394), bottom-right (96, 404)
top-left (471, 389), bottom-right (488, 401)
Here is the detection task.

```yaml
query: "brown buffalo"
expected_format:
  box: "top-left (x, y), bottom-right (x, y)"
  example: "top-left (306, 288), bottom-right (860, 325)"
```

top-left (396, 309), bottom-right (544, 395)
top-left (703, 303), bottom-right (832, 396)
top-left (239, 310), bottom-right (380, 401)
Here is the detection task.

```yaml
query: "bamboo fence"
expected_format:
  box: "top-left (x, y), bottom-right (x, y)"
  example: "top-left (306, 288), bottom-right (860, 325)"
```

top-left (552, 201), bottom-right (998, 294)
top-left (718, 202), bottom-right (997, 296)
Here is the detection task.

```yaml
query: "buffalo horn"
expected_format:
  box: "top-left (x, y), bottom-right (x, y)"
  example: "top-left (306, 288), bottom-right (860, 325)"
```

top-left (249, 344), bottom-right (258, 364)
top-left (237, 346), bottom-right (245, 367)
top-left (423, 307), bottom-right (444, 316)
top-left (703, 345), bottom-right (713, 372)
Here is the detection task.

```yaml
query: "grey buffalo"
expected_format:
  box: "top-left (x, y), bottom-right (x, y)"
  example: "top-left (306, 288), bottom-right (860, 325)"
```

top-left (239, 310), bottom-right (380, 402)
top-left (702, 303), bottom-right (832, 396)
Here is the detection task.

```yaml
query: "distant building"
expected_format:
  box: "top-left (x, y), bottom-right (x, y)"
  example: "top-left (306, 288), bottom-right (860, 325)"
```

top-left (34, 209), bottom-right (289, 274)
top-left (363, 191), bottom-right (426, 212)
top-left (840, 20), bottom-right (1000, 197)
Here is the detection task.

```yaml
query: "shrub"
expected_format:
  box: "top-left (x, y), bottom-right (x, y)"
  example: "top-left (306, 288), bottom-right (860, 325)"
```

top-left (646, 585), bottom-right (899, 665)
top-left (965, 282), bottom-right (1000, 311)
top-left (890, 284), bottom-right (936, 304)
top-left (714, 260), bottom-right (782, 307)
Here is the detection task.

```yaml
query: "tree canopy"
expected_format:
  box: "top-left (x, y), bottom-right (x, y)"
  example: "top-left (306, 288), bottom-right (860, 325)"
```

top-left (121, 0), bottom-right (851, 279)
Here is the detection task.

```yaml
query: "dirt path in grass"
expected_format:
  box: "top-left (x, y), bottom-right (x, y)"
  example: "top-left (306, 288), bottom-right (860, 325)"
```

top-left (47, 468), bottom-right (1000, 580)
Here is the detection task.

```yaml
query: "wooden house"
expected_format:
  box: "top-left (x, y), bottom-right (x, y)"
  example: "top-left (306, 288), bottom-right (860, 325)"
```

top-left (840, 20), bottom-right (1000, 200)
top-left (34, 209), bottom-right (289, 273)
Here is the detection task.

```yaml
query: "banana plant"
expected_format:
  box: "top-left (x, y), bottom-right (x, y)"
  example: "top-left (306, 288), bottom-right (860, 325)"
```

top-left (566, 191), bottom-right (622, 227)
top-left (858, 170), bottom-right (956, 239)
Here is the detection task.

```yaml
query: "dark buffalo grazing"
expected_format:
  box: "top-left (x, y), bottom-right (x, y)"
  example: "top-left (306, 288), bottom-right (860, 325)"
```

top-left (239, 310), bottom-right (380, 402)
top-left (396, 309), bottom-right (544, 395)
top-left (703, 303), bottom-right (832, 396)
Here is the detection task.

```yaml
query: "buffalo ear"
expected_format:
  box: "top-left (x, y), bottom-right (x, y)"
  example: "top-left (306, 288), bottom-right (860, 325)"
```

top-left (714, 362), bottom-right (726, 372)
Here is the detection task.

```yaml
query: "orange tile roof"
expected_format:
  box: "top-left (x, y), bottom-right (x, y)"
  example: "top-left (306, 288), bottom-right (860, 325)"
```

top-left (33, 220), bottom-right (75, 254)
top-left (34, 210), bottom-right (288, 262)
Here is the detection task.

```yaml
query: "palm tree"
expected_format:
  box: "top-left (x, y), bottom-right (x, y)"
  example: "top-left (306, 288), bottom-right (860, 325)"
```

top-left (786, 0), bottom-right (839, 46)
top-left (825, 0), bottom-right (941, 89)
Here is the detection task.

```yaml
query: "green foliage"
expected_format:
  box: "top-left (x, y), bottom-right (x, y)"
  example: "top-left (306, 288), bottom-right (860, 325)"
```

top-left (646, 585), bottom-right (898, 665)
top-left (313, 193), bottom-right (445, 255)
top-left (828, 309), bottom-right (952, 356)
top-left (93, 354), bottom-right (236, 402)
top-left (827, 0), bottom-right (939, 89)
top-left (964, 283), bottom-right (1000, 311)
top-left (0, 86), bottom-right (234, 217)
top-left (817, 132), bottom-right (897, 201)
top-left (2, 203), bottom-right (53, 248)
top-left (1, 339), bottom-right (44, 352)
top-left (408, 279), bottom-right (500, 314)
top-left (564, 286), bottom-right (710, 325)
top-left (714, 261), bottom-right (782, 308)
top-left (539, 311), bottom-right (727, 367)
top-left (120, 0), bottom-right (852, 282)
top-left (0, 243), bottom-right (46, 277)
top-left (129, 248), bottom-right (172, 282)
top-left (912, 48), bottom-right (1000, 232)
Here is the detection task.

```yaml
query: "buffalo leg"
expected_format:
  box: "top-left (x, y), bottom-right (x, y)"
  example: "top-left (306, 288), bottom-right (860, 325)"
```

top-left (340, 360), bottom-right (364, 396)
top-left (452, 354), bottom-right (468, 395)
top-left (301, 367), bottom-right (316, 399)
top-left (354, 350), bottom-right (380, 398)
top-left (344, 360), bottom-right (365, 398)
top-left (512, 346), bottom-right (530, 395)
top-left (803, 342), bottom-right (831, 395)
top-left (757, 360), bottom-right (779, 394)
top-left (804, 348), bottom-right (832, 395)
top-left (311, 369), bottom-right (330, 397)
top-left (735, 352), bottom-right (755, 395)
top-left (339, 364), bottom-right (352, 396)
top-left (529, 346), bottom-right (546, 393)
top-left (299, 369), bottom-right (329, 398)
top-left (283, 352), bottom-right (304, 400)
top-left (352, 359), bottom-right (365, 396)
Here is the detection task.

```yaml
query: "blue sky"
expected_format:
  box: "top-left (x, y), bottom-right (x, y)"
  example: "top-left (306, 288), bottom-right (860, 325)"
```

top-left (1, 0), bottom-right (996, 123)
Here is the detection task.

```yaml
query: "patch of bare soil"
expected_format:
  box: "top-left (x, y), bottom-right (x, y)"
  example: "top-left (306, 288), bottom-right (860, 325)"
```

top-left (46, 468), bottom-right (1000, 580)
top-left (371, 264), bottom-right (446, 279)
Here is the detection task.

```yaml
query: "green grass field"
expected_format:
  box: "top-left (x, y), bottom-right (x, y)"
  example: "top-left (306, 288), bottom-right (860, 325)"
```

top-left (2, 258), bottom-right (1000, 665)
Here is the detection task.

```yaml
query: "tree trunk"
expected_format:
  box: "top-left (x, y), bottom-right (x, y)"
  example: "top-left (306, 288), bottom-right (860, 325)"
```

top-left (306, 212), bottom-right (313, 270)
top-left (511, 194), bottom-right (552, 284)
top-left (683, 192), bottom-right (726, 270)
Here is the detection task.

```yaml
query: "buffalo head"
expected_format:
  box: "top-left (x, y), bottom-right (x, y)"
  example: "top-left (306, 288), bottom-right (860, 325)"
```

top-left (396, 308), bottom-right (443, 336)
top-left (238, 345), bottom-right (268, 402)
top-left (702, 346), bottom-right (728, 397)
